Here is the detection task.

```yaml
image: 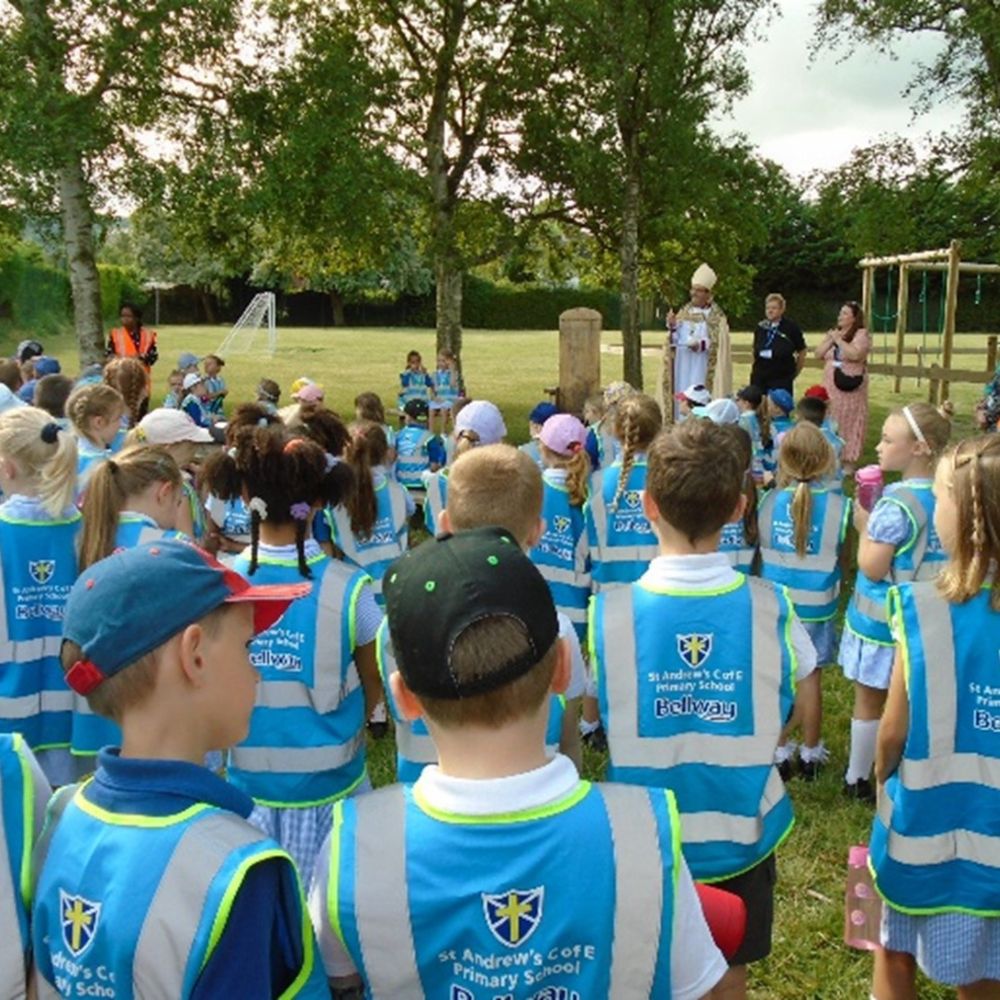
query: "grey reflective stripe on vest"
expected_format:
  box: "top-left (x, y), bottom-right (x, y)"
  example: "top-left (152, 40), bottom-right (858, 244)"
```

top-left (332, 484), bottom-right (408, 567)
top-left (877, 788), bottom-right (1000, 868)
top-left (854, 591), bottom-right (889, 623)
top-left (0, 760), bottom-right (26, 999)
top-left (229, 563), bottom-right (361, 773)
top-left (758, 489), bottom-right (844, 580)
top-left (603, 582), bottom-right (784, 767)
top-left (599, 784), bottom-right (663, 998)
top-left (353, 787), bottom-right (421, 998)
top-left (1, 688), bottom-right (73, 721)
top-left (681, 768), bottom-right (786, 846)
top-left (888, 487), bottom-right (929, 582)
top-left (589, 487), bottom-right (656, 566)
top-left (131, 812), bottom-right (271, 997)
top-left (394, 726), bottom-right (437, 766)
top-left (424, 475), bottom-right (446, 536)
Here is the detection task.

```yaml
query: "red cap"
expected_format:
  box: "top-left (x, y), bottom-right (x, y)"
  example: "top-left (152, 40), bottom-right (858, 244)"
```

top-left (803, 385), bottom-right (829, 402)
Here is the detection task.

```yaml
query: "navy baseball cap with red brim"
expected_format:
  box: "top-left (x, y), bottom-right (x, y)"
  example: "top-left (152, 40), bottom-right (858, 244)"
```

top-left (62, 540), bottom-right (310, 695)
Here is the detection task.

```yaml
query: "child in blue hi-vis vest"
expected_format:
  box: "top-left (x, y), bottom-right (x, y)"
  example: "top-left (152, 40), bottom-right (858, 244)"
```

top-left (796, 392), bottom-right (845, 491)
top-left (70, 446), bottom-right (188, 762)
top-left (379, 444), bottom-right (586, 781)
top-left (0, 733), bottom-right (51, 998)
top-left (840, 402), bottom-right (951, 802)
top-left (585, 392), bottom-right (662, 590)
top-left (66, 382), bottom-right (125, 502)
top-left (591, 418), bottom-right (816, 994)
top-left (354, 391), bottom-right (398, 470)
top-left (323, 420), bottom-right (412, 603)
top-left (735, 384), bottom-right (772, 485)
top-left (310, 528), bottom-right (729, 998)
top-left (34, 540), bottom-right (327, 998)
top-left (428, 349), bottom-right (463, 435)
top-left (869, 435), bottom-right (1000, 997)
top-left (397, 349), bottom-right (434, 411)
top-left (0, 408), bottom-right (81, 787)
top-left (760, 424), bottom-right (850, 782)
top-left (394, 399), bottom-right (445, 491)
top-left (716, 424), bottom-right (760, 575)
top-left (204, 425), bottom-right (383, 880)
top-left (531, 414), bottom-right (591, 640)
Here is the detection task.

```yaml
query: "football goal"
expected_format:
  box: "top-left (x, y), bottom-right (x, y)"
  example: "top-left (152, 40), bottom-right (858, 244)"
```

top-left (217, 292), bottom-right (277, 355)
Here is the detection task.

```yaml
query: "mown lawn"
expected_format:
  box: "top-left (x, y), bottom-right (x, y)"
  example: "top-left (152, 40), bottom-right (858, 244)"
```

top-left (7, 321), bottom-right (991, 998)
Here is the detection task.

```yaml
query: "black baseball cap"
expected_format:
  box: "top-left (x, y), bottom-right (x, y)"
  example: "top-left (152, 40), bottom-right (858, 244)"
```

top-left (382, 527), bottom-right (559, 700)
top-left (403, 398), bottom-right (429, 421)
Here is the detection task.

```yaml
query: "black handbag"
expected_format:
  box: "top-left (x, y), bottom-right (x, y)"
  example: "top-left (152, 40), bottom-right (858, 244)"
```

top-left (833, 366), bottom-right (864, 392)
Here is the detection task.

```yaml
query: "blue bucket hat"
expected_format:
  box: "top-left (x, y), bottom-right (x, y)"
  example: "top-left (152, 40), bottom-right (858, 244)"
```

top-left (767, 388), bottom-right (795, 415)
top-left (528, 402), bottom-right (559, 426)
top-left (62, 540), bottom-right (310, 695)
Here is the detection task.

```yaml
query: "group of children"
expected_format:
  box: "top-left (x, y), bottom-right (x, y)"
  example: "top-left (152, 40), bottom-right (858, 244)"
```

top-left (0, 331), bottom-right (998, 999)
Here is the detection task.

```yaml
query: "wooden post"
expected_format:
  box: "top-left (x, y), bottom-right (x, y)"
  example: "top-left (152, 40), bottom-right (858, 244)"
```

top-left (928, 364), bottom-right (940, 405)
top-left (940, 239), bottom-right (961, 401)
top-left (893, 263), bottom-right (909, 393)
top-left (987, 334), bottom-right (997, 374)
top-left (916, 345), bottom-right (923, 388)
top-left (861, 266), bottom-right (874, 330)
top-left (558, 308), bottom-right (602, 416)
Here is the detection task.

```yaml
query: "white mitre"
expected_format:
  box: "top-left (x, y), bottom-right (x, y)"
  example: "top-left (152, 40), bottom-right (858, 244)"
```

top-left (691, 263), bottom-right (717, 291)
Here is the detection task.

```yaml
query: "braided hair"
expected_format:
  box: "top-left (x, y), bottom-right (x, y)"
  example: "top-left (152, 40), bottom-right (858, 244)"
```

top-left (609, 394), bottom-right (662, 512)
top-left (202, 426), bottom-right (354, 578)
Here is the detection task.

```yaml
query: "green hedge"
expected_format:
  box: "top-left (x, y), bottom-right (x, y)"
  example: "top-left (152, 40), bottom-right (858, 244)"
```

top-left (99, 265), bottom-right (146, 326)
top-left (0, 244), bottom-right (71, 336)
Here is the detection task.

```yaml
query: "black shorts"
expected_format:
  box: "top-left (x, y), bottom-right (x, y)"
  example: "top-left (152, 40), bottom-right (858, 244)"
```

top-left (711, 853), bottom-right (777, 966)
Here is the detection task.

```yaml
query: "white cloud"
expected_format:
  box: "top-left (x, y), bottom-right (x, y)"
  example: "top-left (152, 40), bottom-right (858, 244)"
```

top-left (714, 0), bottom-right (965, 177)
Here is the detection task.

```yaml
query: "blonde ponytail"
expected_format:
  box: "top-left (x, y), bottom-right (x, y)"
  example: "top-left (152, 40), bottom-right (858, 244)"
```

top-left (790, 482), bottom-right (813, 558)
top-left (565, 450), bottom-right (590, 508)
top-left (0, 408), bottom-right (78, 517)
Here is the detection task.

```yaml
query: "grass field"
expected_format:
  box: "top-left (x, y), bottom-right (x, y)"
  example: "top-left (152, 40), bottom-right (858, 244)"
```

top-left (6, 322), bottom-right (993, 998)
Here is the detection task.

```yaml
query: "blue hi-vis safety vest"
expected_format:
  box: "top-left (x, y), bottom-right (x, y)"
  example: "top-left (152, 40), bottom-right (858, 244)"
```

top-left (326, 780), bottom-right (679, 999)
top-left (757, 486), bottom-right (849, 622)
top-left (591, 419), bottom-right (619, 471)
top-left (592, 575), bottom-right (796, 881)
top-left (0, 734), bottom-right (45, 997)
top-left (376, 618), bottom-right (566, 782)
top-left (718, 520), bottom-right (757, 574)
top-left (432, 368), bottom-right (460, 403)
top-left (845, 480), bottom-right (945, 645)
top-left (399, 369), bottom-right (432, 406)
top-left (518, 438), bottom-right (542, 469)
top-left (870, 583), bottom-right (1000, 915)
top-left (228, 552), bottom-right (370, 806)
top-left (33, 785), bottom-right (326, 999)
top-left (70, 516), bottom-right (187, 758)
top-left (0, 509), bottom-right (80, 751)
top-left (422, 468), bottom-right (448, 536)
top-left (585, 458), bottom-right (657, 589)
top-left (531, 478), bottom-right (590, 639)
top-left (395, 426), bottom-right (433, 489)
top-left (327, 480), bottom-right (409, 605)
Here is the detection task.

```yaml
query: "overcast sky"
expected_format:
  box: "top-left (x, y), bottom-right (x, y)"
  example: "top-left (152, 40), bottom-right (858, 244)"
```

top-left (715, 1), bottom-right (965, 178)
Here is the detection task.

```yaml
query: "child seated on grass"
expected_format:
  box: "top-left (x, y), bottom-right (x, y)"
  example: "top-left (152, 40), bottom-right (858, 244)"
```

top-left (310, 528), bottom-right (729, 999)
top-left (33, 540), bottom-right (328, 997)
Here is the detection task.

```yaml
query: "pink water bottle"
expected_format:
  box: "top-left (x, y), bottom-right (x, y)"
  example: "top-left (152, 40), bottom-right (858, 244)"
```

top-left (844, 844), bottom-right (882, 951)
top-left (855, 465), bottom-right (884, 511)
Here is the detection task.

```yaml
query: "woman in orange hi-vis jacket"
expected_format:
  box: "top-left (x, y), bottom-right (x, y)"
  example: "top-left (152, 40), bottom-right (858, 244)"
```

top-left (106, 302), bottom-right (158, 388)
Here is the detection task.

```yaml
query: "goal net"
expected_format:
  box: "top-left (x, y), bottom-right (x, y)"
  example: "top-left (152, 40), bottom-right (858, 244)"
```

top-left (217, 292), bottom-right (277, 355)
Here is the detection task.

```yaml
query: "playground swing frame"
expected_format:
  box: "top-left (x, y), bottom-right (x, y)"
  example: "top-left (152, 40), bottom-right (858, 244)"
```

top-left (858, 240), bottom-right (1000, 400)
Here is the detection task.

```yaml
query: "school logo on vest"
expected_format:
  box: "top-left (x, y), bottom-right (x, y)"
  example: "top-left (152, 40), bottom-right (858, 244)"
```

top-left (624, 490), bottom-right (643, 510)
top-left (29, 559), bottom-right (55, 585)
top-left (553, 515), bottom-right (571, 534)
top-left (59, 889), bottom-right (101, 959)
top-left (678, 633), bottom-right (713, 669)
top-left (482, 887), bottom-right (544, 948)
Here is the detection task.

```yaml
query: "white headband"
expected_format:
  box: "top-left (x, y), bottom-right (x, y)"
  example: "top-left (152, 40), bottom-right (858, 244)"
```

top-left (902, 405), bottom-right (927, 447)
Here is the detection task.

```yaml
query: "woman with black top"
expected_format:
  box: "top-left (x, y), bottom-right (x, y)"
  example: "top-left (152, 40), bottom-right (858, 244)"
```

top-left (750, 293), bottom-right (807, 395)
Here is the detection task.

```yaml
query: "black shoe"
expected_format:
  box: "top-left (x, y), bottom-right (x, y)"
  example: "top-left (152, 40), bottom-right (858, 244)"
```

top-left (583, 725), bottom-right (608, 753)
top-left (798, 758), bottom-right (821, 781)
top-left (367, 720), bottom-right (389, 740)
top-left (777, 758), bottom-right (793, 782)
top-left (843, 778), bottom-right (876, 804)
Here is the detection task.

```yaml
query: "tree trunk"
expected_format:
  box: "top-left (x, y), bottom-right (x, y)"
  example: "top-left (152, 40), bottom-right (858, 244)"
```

top-left (620, 157), bottom-right (643, 389)
top-left (58, 154), bottom-right (104, 366)
top-left (330, 290), bottom-right (346, 327)
top-left (198, 288), bottom-right (217, 324)
top-left (435, 255), bottom-right (463, 361)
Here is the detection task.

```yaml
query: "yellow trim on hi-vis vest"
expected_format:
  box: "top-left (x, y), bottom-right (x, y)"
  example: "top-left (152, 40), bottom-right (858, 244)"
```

top-left (249, 767), bottom-right (368, 810)
top-left (867, 856), bottom-right (1000, 919)
top-left (347, 573), bottom-right (372, 654)
top-left (14, 734), bottom-right (33, 908)
top-left (0, 512), bottom-right (82, 527)
top-left (73, 791), bottom-right (212, 828)
top-left (887, 587), bottom-right (911, 692)
top-left (666, 789), bottom-right (682, 896)
top-left (413, 779), bottom-right (591, 826)
top-left (327, 800), bottom-right (347, 948)
top-left (587, 594), bottom-right (600, 686)
top-left (780, 586), bottom-right (798, 697)
top-left (699, 819), bottom-right (796, 885)
top-left (637, 574), bottom-right (746, 599)
top-left (255, 552), bottom-right (327, 570)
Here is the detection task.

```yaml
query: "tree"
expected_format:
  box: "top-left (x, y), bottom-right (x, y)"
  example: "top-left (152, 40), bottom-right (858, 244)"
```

top-left (0, 0), bottom-right (240, 363)
top-left (517, 0), bottom-right (775, 388)
top-left (344, 0), bottom-right (548, 367)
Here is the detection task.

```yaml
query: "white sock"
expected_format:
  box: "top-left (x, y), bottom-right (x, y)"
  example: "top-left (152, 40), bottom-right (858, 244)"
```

top-left (774, 741), bottom-right (797, 764)
top-left (369, 701), bottom-right (387, 724)
top-left (800, 742), bottom-right (829, 764)
top-left (579, 718), bottom-right (600, 737)
top-left (845, 719), bottom-right (879, 783)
